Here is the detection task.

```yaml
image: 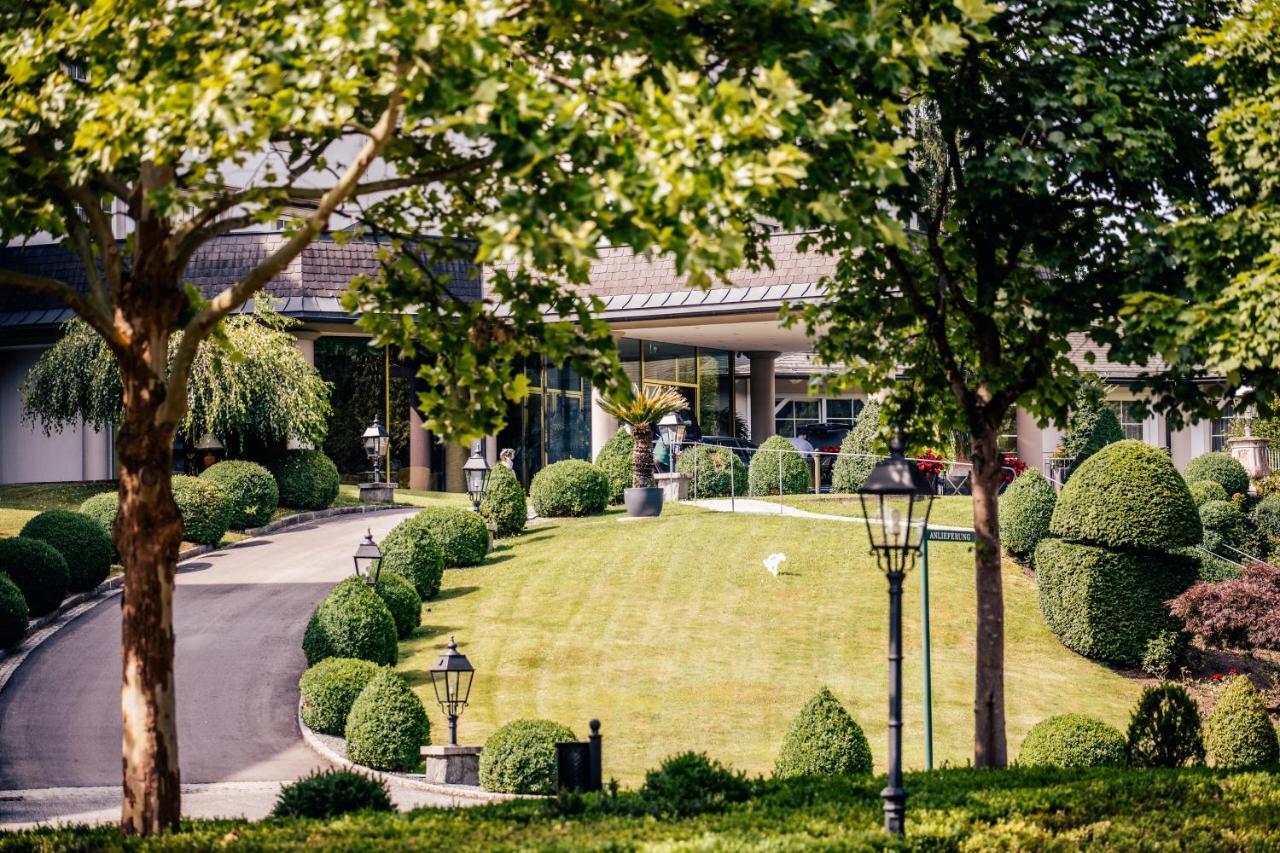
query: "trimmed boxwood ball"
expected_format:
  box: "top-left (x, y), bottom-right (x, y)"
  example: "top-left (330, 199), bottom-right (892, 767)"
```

top-left (774, 686), bottom-right (872, 779)
top-left (595, 427), bottom-right (634, 505)
top-left (1185, 451), bottom-right (1250, 499)
top-left (344, 668), bottom-right (430, 771)
top-left (171, 475), bottom-right (232, 546)
top-left (271, 768), bottom-right (393, 819)
top-left (831, 400), bottom-right (880, 493)
top-left (1018, 714), bottom-right (1127, 768)
top-left (272, 449), bottom-right (340, 511)
top-left (529, 459), bottom-right (609, 518)
top-left (749, 435), bottom-right (811, 496)
top-left (411, 506), bottom-right (490, 568)
top-left (0, 573), bottom-right (29, 647)
top-left (1127, 683), bottom-right (1205, 768)
top-left (676, 444), bottom-right (747, 499)
top-left (298, 657), bottom-right (381, 735)
top-left (479, 463), bottom-right (527, 538)
top-left (479, 719), bottom-right (576, 794)
top-left (1050, 440), bottom-right (1201, 551)
top-left (1205, 676), bottom-right (1279, 768)
top-left (1035, 538), bottom-right (1199, 665)
top-left (1188, 480), bottom-right (1228, 508)
top-left (19, 508), bottom-right (113, 592)
top-left (1199, 500), bottom-right (1246, 555)
top-left (379, 517), bottom-right (446, 599)
top-left (302, 577), bottom-right (399, 666)
top-left (200, 460), bottom-right (279, 528)
top-left (1000, 468), bottom-right (1057, 564)
top-left (0, 537), bottom-right (69, 616)
top-left (375, 574), bottom-right (421, 639)
top-left (78, 492), bottom-right (119, 541)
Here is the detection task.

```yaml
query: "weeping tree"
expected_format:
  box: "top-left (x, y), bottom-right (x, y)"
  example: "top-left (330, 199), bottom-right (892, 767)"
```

top-left (595, 385), bottom-right (688, 489)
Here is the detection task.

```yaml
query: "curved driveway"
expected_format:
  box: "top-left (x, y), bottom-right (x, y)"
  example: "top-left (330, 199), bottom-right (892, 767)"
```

top-left (0, 509), bottom-right (417, 816)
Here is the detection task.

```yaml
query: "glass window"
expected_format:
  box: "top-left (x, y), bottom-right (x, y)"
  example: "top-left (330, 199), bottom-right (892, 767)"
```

top-left (643, 341), bottom-right (697, 385)
top-left (1108, 401), bottom-right (1145, 442)
top-left (825, 398), bottom-right (862, 427)
top-left (775, 399), bottom-right (820, 438)
top-left (618, 338), bottom-right (641, 386)
top-left (998, 409), bottom-right (1019, 454)
top-left (1212, 402), bottom-right (1235, 452)
top-left (697, 350), bottom-right (733, 436)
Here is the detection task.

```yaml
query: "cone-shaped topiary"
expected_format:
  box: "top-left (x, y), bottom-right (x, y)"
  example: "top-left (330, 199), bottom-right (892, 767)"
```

top-left (19, 508), bottom-right (113, 592)
top-left (299, 657), bottom-right (381, 735)
top-left (530, 460), bottom-right (609, 518)
top-left (375, 574), bottom-right (421, 639)
top-left (0, 573), bottom-right (29, 647)
top-left (409, 506), bottom-right (490, 567)
top-left (1185, 451), bottom-right (1250, 499)
top-left (676, 444), bottom-right (747, 498)
top-left (831, 400), bottom-right (880, 493)
top-left (1189, 480), bottom-right (1228, 508)
top-left (1200, 500), bottom-right (1246, 556)
top-left (1050, 440), bottom-right (1201, 551)
top-left (344, 669), bottom-right (430, 771)
top-left (272, 449), bottom-right (340, 510)
top-left (595, 428), bottom-right (634, 505)
top-left (379, 516), bottom-right (445, 599)
top-left (1000, 468), bottom-right (1057, 564)
top-left (1126, 683), bottom-right (1205, 768)
top-left (480, 719), bottom-right (576, 794)
top-left (1205, 676), bottom-right (1279, 768)
top-left (200, 460), bottom-right (279, 528)
top-left (773, 686), bottom-right (872, 778)
top-left (171, 474), bottom-right (231, 546)
top-left (749, 435), bottom-right (812, 496)
top-left (479, 462), bottom-right (528, 538)
top-left (1060, 377), bottom-right (1125, 478)
top-left (1018, 714), bottom-right (1127, 768)
top-left (302, 577), bottom-right (399, 666)
top-left (0, 537), bottom-right (69, 616)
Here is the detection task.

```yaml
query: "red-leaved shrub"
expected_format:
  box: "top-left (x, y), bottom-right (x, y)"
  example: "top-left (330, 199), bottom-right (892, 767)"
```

top-left (1168, 563), bottom-right (1280, 650)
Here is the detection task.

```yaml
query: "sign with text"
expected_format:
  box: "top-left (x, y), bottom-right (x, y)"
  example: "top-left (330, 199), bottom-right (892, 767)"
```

top-left (925, 527), bottom-right (976, 544)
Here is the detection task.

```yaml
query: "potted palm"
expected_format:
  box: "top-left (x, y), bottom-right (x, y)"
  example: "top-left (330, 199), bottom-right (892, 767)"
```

top-left (596, 385), bottom-right (688, 517)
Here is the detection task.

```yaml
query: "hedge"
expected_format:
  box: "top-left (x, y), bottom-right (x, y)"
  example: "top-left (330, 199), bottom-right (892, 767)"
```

top-left (1000, 468), bottom-right (1056, 564)
top-left (1127, 683), bottom-right (1205, 768)
top-left (273, 449), bottom-right (341, 510)
top-left (271, 768), bottom-right (393, 819)
top-left (774, 687), bottom-right (872, 779)
top-left (1188, 480), bottom-right (1228, 508)
top-left (529, 460), bottom-right (609, 518)
top-left (1018, 714), bottom-right (1127, 768)
top-left (1035, 538), bottom-right (1198, 665)
top-left (375, 574), bottom-right (422, 639)
top-left (344, 669), bottom-right (430, 772)
top-left (1184, 451), bottom-right (1250, 498)
top-left (407, 506), bottom-right (490, 568)
top-left (479, 462), bottom-right (528, 538)
top-left (299, 657), bottom-right (381, 736)
top-left (640, 752), bottom-right (752, 817)
top-left (0, 573), bottom-right (29, 647)
top-left (748, 435), bottom-right (811, 496)
top-left (0, 536), bottom-right (69, 616)
top-left (595, 428), bottom-right (634, 505)
top-left (830, 400), bottom-right (880, 493)
top-left (78, 492), bottom-right (119, 544)
top-left (1050, 440), bottom-right (1201, 551)
top-left (19, 508), bottom-right (112, 592)
top-left (1205, 677), bottom-right (1279, 769)
top-left (378, 516), bottom-right (445, 599)
top-left (200, 460), bottom-right (279, 528)
top-left (480, 719), bottom-right (576, 794)
top-left (302, 577), bottom-right (399, 666)
top-left (1199, 499), bottom-right (1245, 556)
top-left (171, 474), bottom-right (232, 546)
top-left (676, 444), bottom-right (747, 499)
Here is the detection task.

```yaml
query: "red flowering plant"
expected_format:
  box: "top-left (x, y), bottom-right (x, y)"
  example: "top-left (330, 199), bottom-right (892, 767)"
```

top-left (1000, 453), bottom-right (1028, 484)
top-left (915, 448), bottom-right (946, 478)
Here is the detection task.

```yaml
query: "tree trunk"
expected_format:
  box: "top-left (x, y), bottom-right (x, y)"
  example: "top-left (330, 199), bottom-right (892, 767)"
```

top-left (632, 424), bottom-right (655, 488)
top-left (969, 427), bottom-right (1008, 768)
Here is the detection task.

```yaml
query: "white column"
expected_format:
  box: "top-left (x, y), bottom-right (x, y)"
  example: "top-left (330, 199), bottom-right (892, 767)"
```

top-left (293, 331), bottom-right (319, 365)
top-left (1190, 419), bottom-right (1211, 457)
top-left (590, 388), bottom-right (620, 462)
top-left (81, 422), bottom-right (114, 481)
top-left (747, 352), bottom-right (779, 443)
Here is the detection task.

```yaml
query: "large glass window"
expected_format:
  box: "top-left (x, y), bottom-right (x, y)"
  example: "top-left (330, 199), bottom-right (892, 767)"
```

top-left (642, 341), bottom-right (697, 385)
top-left (1212, 402), bottom-right (1235, 452)
top-left (998, 409), bottom-right (1019, 454)
top-left (697, 351), bottom-right (735, 436)
top-left (618, 338), bottom-right (641, 386)
top-left (1109, 401), bottom-right (1145, 442)
top-left (774, 397), bottom-right (862, 437)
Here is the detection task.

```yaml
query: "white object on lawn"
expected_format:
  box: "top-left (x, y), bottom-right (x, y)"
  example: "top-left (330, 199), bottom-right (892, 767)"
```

top-left (763, 552), bottom-right (786, 577)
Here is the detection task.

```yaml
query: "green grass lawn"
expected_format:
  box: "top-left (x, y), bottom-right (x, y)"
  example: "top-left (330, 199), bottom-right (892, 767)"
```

top-left (782, 493), bottom-right (977, 527)
top-left (398, 502), bottom-right (1140, 784)
top-left (0, 480), bottom-right (117, 538)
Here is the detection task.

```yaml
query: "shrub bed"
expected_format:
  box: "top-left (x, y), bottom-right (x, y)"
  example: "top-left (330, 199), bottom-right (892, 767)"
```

top-left (200, 460), bottom-right (279, 528)
top-left (676, 444), bottom-right (747, 499)
top-left (0, 537), bottom-right (69, 616)
top-left (273, 449), bottom-right (341, 510)
top-left (344, 669), bottom-right (430, 772)
top-left (299, 657), bottom-right (382, 736)
top-left (1205, 676), bottom-right (1279, 769)
top-left (171, 474), bottom-right (232, 546)
top-left (774, 686), bottom-right (871, 778)
top-left (1185, 451), bottom-right (1250, 498)
top-left (379, 517), bottom-right (446, 599)
top-left (1018, 714), bottom-right (1127, 768)
top-left (408, 506), bottom-right (490, 568)
top-left (748, 435), bottom-right (811, 496)
top-left (1188, 480), bottom-right (1228, 508)
top-left (302, 577), bottom-right (399, 666)
top-left (529, 460), bottom-right (609, 517)
top-left (271, 768), bottom-right (393, 819)
top-left (0, 573), bottom-right (29, 647)
top-left (1169, 563), bottom-right (1280, 650)
top-left (375, 575), bottom-right (422, 639)
top-left (595, 428), bottom-right (634, 505)
top-left (1000, 468), bottom-right (1056, 564)
top-left (1126, 684), bottom-right (1205, 768)
top-left (830, 400), bottom-right (880, 493)
top-left (479, 462), bottom-right (527, 538)
top-left (19, 508), bottom-right (113, 592)
top-left (480, 719), bottom-right (576, 794)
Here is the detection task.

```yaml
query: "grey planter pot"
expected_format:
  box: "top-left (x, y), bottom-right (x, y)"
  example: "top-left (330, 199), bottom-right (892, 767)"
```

top-left (623, 486), bottom-right (664, 518)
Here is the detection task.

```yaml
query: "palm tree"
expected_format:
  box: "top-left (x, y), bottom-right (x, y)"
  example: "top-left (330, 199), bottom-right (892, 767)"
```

top-left (596, 385), bottom-right (688, 488)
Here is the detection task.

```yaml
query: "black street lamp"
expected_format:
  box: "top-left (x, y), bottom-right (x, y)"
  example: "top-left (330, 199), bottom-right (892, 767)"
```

top-left (656, 411), bottom-right (689, 470)
top-left (429, 636), bottom-right (475, 745)
top-left (352, 529), bottom-right (383, 589)
top-left (361, 416), bottom-right (390, 483)
top-left (463, 440), bottom-right (491, 512)
top-left (856, 432), bottom-right (935, 836)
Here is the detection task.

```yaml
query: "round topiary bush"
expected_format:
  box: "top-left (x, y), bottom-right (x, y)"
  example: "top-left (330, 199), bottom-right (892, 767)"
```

top-left (1126, 683), bottom-right (1205, 768)
top-left (375, 574), bottom-right (421, 639)
top-left (1205, 676), bottom-right (1279, 769)
top-left (302, 577), bottom-right (399, 666)
top-left (1050, 440), bottom-right (1201, 551)
top-left (774, 686), bottom-right (872, 779)
top-left (298, 657), bottom-right (381, 735)
top-left (0, 537), bottom-right (69, 616)
top-left (529, 460), bottom-right (610, 518)
top-left (19, 508), bottom-right (113, 592)
top-left (595, 428), bottom-right (634, 505)
top-left (1185, 451), bottom-right (1250, 499)
top-left (379, 516), bottom-right (446, 599)
top-left (0, 573), bottom-right (29, 647)
top-left (1251, 496), bottom-right (1280, 557)
top-left (271, 768), bottom-right (393, 819)
top-left (1189, 480), bottom-right (1229, 508)
top-left (170, 474), bottom-right (232, 546)
top-left (78, 492), bottom-right (119, 541)
top-left (479, 719), bottom-right (576, 794)
top-left (479, 463), bottom-right (528, 538)
top-left (831, 400), bottom-right (880, 494)
top-left (272, 449), bottom-right (340, 511)
top-left (200, 460), bottom-right (279, 529)
top-left (749, 435), bottom-right (812, 496)
top-left (640, 751), bottom-right (752, 817)
top-left (1000, 468), bottom-right (1057, 564)
top-left (409, 506), bottom-right (490, 568)
top-left (1035, 538), bottom-right (1199, 665)
top-left (344, 668), bottom-right (430, 771)
top-left (676, 444), bottom-right (747, 499)
top-left (1017, 714), bottom-right (1127, 768)
top-left (1199, 499), bottom-right (1246, 556)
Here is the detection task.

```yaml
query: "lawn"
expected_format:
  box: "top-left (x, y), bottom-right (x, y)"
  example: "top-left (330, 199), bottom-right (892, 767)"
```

top-left (782, 494), bottom-right (977, 528)
top-left (0, 481), bottom-right (116, 537)
top-left (398, 502), bottom-right (1141, 784)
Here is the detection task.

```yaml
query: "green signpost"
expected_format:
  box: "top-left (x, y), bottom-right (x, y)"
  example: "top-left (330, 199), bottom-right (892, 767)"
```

top-left (919, 525), bottom-right (975, 770)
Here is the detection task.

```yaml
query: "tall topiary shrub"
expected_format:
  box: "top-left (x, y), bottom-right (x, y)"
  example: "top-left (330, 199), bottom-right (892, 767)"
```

top-left (749, 435), bottom-right (812, 496)
top-left (375, 574), bottom-right (422, 639)
top-left (298, 657), bottom-right (381, 736)
top-left (1205, 677), bottom-right (1279, 768)
top-left (0, 573), bottom-right (29, 647)
top-left (1000, 468), bottom-right (1056, 564)
top-left (0, 537), bottom-right (69, 616)
top-left (676, 444), bottom-right (746, 499)
top-left (200, 460), bottom-right (279, 528)
top-left (595, 428), bottom-right (634, 505)
top-left (529, 459), bottom-right (609, 518)
top-left (409, 506), bottom-right (490, 567)
top-left (19, 509), bottom-right (113, 592)
top-left (479, 462), bottom-right (527, 538)
top-left (170, 474), bottom-right (232, 546)
top-left (479, 719), bottom-right (576, 794)
top-left (1126, 683), bottom-right (1205, 768)
top-left (272, 449), bottom-right (340, 510)
top-left (774, 686), bottom-right (872, 778)
top-left (1060, 376), bottom-right (1125, 478)
top-left (302, 577), bottom-right (399, 666)
top-left (379, 516), bottom-right (446, 599)
top-left (1185, 451), bottom-right (1250, 499)
top-left (344, 669), bottom-right (430, 771)
top-left (1017, 714), bottom-right (1127, 768)
top-left (831, 400), bottom-right (880, 493)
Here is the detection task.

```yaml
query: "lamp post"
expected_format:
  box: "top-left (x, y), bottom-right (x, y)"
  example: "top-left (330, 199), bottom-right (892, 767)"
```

top-left (352, 529), bottom-right (383, 589)
top-left (856, 432), bottom-right (935, 836)
top-left (194, 432), bottom-right (225, 471)
top-left (463, 440), bottom-right (491, 512)
top-left (361, 416), bottom-right (390, 483)
top-left (429, 636), bottom-right (475, 745)
top-left (656, 411), bottom-right (689, 471)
